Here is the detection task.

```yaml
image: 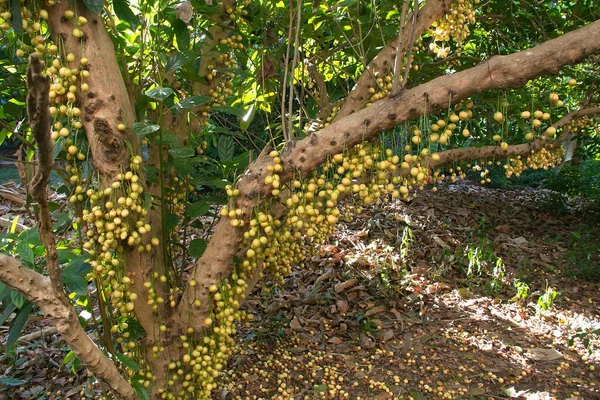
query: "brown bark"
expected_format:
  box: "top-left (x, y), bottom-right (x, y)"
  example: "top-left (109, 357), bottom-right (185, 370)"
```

top-left (424, 106), bottom-right (600, 169)
top-left (45, 1), bottom-right (164, 391)
top-left (0, 255), bottom-right (137, 400)
top-left (46, 0), bottom-right (136, 179)
top-left (334, 0), bottom-right (450, 121)
top-left (179, 18), bottom-right (600, 330)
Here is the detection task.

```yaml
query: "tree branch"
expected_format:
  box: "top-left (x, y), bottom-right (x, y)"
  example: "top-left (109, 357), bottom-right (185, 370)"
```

top-left (26, 54), bottom-right (64, 297)
top-left (0, 255), bottom-right (137, 400)
top-left (335, 0), bottom-right (450, 121)
top-left (179, 18), bottom-right (600, 328)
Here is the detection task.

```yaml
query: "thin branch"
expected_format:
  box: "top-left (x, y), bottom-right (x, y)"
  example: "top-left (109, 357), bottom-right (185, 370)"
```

top-left (392, 0), bottom-right (410, 94)
top-left (287, 0), bottom-right (302, 139)
top-left (400, 0), bottom-right (419, 91)
top-left (0, 255), bottom-right (137, 400)
top-left (26, 54), bottom-right (63, 296)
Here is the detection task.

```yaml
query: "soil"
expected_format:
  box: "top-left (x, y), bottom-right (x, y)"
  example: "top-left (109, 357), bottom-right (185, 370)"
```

top-left (1, 181), bottom-right (599, 400)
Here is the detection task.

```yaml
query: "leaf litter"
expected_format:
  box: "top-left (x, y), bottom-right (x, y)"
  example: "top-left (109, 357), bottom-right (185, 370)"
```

top-left (0, 181), bottom-right (598, 399)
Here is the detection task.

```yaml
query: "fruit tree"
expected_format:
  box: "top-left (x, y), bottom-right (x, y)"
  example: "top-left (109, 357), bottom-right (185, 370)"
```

top-left (0, 0), bottom-right (599, 398)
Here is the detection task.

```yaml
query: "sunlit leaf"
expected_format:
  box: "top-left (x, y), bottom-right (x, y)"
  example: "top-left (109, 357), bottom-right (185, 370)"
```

top-left (166, 53), bottom-right (192, 75)
top-left (171, 95), bottom-right (212, 110)
top-left (146, 87), bottom-right (174, 101)
top-left (132, 122), bottom-right (160, 137)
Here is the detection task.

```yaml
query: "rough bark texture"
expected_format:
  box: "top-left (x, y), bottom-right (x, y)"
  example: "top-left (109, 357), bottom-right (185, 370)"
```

top-left (179, 18), bottom-right (600, 331)
top-left (0, 255), bottom-right (137, 400)
top-left (26, 54), bottom-right (63, 295)
top-left (46, 1), bottom-right (136, 179)
top-left (425, 106), bottom-right (600, 169)
top-left (45, 1), bottom-right (164, 392)
top-left (334, 0), bottom-right (450, 121)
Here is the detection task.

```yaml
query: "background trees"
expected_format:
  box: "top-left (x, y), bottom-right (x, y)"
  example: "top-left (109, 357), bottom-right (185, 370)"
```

top-left (0, 0), bottom-right (598, 398)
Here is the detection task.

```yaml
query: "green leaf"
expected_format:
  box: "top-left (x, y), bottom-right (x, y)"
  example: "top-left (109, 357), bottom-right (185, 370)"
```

top-left (0, 376), bottom-right (27, 386)
top-left (155, 131), bottom-right (180, 148)
top-left (116, 353), bottom-right (141, 371)
top-left (217, 135), bottom-right (235, 162)
top-left (173, 157), bottom-right (197, 176)
top-left (63, 273), bottom-right (89, 297)
top-left (171, 95), bottom-right (212, 110)
top-left (81, 0), bottom-right (104, 13)
top-left (189, 238), bottom-right (207, 258)
top-left (6, 302), bottom-right (33, 350)
top-left (63, 255), bottom-right (92, 276)
top-left (165, 213), bottom-right (180, 232)
top-left (146, 87), bottom-right (174, 101)
top-left (165, 52), bottom-right (192, 75)
top-left (168, 148), bottom-right (195, 158)
top-left (173, 20), bottom-right (191, 51)
top-left (212, 106), bottom-right (245, 117)
top-left (16, 242), bottom-right (34, 268)
top-left (11, 291), bottom-right (26, 309)
top-left (0, 302), bottom-right (16, 326)
top-left (0, 281), bottom-right (6, 299)
top-left (132, 381), bottom-right (150, 400)
top-left (52, 137), bottom-right (64, 161)
top-left (132, 122), bottom-right (160, 137)
top-left (185, 202), bottom-right (210, 218)
top-left (113, 0), bottom-right (139, 29)
top-left (125, 318), bottom-right (146, 340)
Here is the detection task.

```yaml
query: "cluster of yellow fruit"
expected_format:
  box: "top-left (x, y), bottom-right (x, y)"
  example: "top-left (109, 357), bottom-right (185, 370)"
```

top-left (430, 99), bottom-right (475, 145)
top-left (504, 146), bottom-right (565, 177)
top-left (470, 162), bottom-right (491, 184)
top-left (429, 0), bottom-right (476, 58)
top-left (569, 114), bottom-right (599, 134)
top-left (81, 156), bottom-right (160, 275)
top-left (366, 73), bottom-right (394, 104)
top-left (526, 146), bottom-right (565, 170)
top-left (319, 103), bottom-right (342, 129)
top-left (223, 0), bottom-right (250, 22)
top-left (152, 276), bottom-right (253, 398)
top-left (0, 3), bottom-right (49, 53)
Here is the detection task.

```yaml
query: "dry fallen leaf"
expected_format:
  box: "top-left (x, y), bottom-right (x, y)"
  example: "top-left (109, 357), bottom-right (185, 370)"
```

top-left (335, 278), bottom-right (358, 293)
top-left (290, 317), bottom-right (302, 331)
top-left (526, 347), bottom-right (562, 361)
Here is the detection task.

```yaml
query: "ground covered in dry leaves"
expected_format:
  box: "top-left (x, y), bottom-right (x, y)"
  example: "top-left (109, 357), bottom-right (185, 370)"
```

top-left (1, 180), bottom-right (599, 400)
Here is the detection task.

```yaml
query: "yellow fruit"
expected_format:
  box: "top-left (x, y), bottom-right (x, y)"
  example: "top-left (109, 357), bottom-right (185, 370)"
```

top-left (493, 112), bottom-right (504, 123)
top-left (500, 142), bottom-right (509, 151)
top-left (520, 111), bottom-right (530, 119)
top-left (492, 134), bottom-right (502, 142)
top-left (568, 78), bottom-right (577, 86)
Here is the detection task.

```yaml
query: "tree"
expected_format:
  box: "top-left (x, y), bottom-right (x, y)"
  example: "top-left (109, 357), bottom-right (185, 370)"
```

top-left (0, 0), bottom-right (599, 398)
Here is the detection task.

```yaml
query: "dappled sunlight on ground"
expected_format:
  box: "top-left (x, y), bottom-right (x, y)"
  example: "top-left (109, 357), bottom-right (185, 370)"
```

top-left (218, 181), bottom-right (599, 399)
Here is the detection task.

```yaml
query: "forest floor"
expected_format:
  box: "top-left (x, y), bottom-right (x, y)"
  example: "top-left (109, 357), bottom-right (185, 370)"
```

top-left (0, 179), bottom-right (599, 400)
